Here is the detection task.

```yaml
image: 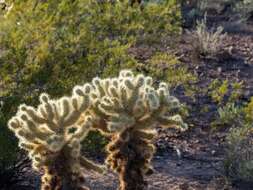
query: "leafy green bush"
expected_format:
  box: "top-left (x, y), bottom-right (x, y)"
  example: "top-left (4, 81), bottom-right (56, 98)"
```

top-left (84, 0), bottom-right (181, 44)
top-left (0, 0), bottom-right (137, 99)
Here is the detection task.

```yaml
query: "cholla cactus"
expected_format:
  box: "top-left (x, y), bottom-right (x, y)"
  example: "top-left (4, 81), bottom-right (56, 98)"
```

top-left (86, 70), bottom-right (187, 190)
top-left (8, 86), bottom-right (105, 190)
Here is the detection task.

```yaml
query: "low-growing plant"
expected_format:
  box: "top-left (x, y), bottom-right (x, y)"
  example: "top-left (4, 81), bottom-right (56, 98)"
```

top-left (211, 103), bottom-right (243, 128)
top-left (208, 80), bottom-right (243, 105)
top-left (223, 97), bottom-right (253, 183)
top-left (77, 70), bottom-right (188, 190)
top-left (8, 87), bottom-right (105, 190)
top-left (209, 80), bottom-right (244, 128)
top-left (244, 97), bottom-right (253, 123)
top-left (208, 79), bottom-right (229, 104)
top-left (187, 14), bottom-right (227, 57)
top-left (225, 125), bottom-right (253, 183)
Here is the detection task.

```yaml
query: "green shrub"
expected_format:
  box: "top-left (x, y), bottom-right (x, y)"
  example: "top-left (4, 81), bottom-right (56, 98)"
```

top-left (85, 0), bottom-right (181, 44)
top-left (225, 125), bottom-right (253, 183)
top-left (223, 97), bottom-right (253, 183)
top-left (208, 80), bottom-right (243, 105)
top-left (0, 0), bottom-right (137, 99)
top-left (209, 80), bottom-right (244, 128)
top-left (211, 103), bottom-right (243, 128)
top-left (244, 97), bottom-right (253, 123)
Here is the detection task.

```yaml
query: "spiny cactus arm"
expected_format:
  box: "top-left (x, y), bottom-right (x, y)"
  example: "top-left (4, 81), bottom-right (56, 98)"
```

top-left (72, 83), bottom-right (112, 134)
top-left (88, 70), bottom-right (187, 134)
top-left (8, 115), bottom-right (51, 144)
top-left (8, 90), bottom-right (92, 153)
top-left (158, 114), bottom-right (188, 131)
top-left (62, 95), bottom-right (90, 127)
top-left (80, 156), bottom-right (106, 174)
top-left (136, 84), bottom-right (187, 131)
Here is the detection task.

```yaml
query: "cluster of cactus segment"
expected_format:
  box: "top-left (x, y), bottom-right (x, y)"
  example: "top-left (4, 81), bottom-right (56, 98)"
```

top-left (87, 70), bottom-right (188, 190)
top-left (8, 70), bottom-right (187, 190)
top-left (8, 87), bottom-right (105, 190)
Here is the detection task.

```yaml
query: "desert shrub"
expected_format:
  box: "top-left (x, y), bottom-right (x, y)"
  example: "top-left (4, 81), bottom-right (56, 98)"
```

top-left (244, 97), bottom-right (253, 123)
top-left (186, 15), bottom-right (227, 58)
top-left (225, 125), bottom-right (253, 183)
top-left (0, 0), bottom-right (181, 114)
top-left (84, 0), bottom-right (181, 45)
top-left (212, 103), bottom-right (243, 127)
top-left (180, 0), bottom-right (230, 27)
top-left (196, 0), bottom-right (232, 14)
top-left (0, 0), bottom-right (136, 166)
top-left (0, 0), bottom-right (137, 99)
top-left (187, 0), bottom-right (253, 22)
top-left (223, 97), bottom-right (253, 183)
top-left (208, 80), bottom-right (244, 128)
top-left (208, 80), bottom-right (243, 105)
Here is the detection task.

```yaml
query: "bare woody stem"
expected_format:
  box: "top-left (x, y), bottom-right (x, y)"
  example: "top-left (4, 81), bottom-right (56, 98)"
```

top-left (40, 146), bottom-right (89, 190)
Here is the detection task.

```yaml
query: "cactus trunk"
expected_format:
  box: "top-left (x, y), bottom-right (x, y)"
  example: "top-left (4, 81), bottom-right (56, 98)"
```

top-left (118, 150), bottom-right (147, 190)
top-left (107, 129), bottom-right (150, 190)
top-left (41, 146), bottom-right (88, 190)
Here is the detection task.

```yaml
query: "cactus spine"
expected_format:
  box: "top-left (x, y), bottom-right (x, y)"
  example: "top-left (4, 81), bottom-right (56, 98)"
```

top-left (89, 70), bottom-right (187, 190)
top-left (8, 85), bottom-right (104, 190)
